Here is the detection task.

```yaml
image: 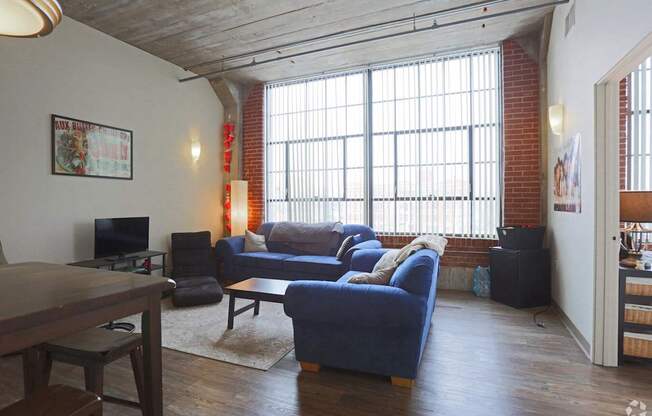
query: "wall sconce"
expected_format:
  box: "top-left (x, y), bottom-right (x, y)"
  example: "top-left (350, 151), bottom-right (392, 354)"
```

top-left (548, 104), bottom-right (564, 136)
top-left (191, 140), bottom-right (201, 162)
top-left (230, 180), bottom-right (248, 236)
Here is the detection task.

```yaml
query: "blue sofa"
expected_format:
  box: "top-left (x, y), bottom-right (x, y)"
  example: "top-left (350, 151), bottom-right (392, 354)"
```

top-left (215, 222), bottom-right (381, 282)
top-left (284, 248), bottom-right (440, 385)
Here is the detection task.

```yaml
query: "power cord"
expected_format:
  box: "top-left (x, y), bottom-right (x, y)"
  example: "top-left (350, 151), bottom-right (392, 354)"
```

top-left (533, 305), bottom-right (552, 328)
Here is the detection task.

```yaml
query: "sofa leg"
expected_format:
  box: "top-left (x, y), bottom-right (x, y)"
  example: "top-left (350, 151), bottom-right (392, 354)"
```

top-left (299, 362), bottom-right (320, 373)
top-left (391, 377), bottom-right (415, 388)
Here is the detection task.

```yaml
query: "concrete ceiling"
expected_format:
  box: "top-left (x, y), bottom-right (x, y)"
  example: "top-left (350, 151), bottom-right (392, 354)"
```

top-left (59, 0), bottom-right (556, 85)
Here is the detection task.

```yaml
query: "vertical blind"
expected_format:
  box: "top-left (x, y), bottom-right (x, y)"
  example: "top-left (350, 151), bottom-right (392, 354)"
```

top-left (265, 72), bottom-right (366, 224)
top-left (626, 56), bottom-right (652, 190)
top-left (265, 47), bottom-right (502, 238)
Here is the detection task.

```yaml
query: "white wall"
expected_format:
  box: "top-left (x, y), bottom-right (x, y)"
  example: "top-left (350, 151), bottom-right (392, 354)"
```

top-left (0, 17), bottom-right (224, 264)
top-left (547, 1), bottom-right (652, 347)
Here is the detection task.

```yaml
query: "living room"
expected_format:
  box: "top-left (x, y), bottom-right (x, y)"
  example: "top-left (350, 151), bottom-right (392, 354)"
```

top-left (0, 1), bottom-right (651, 415)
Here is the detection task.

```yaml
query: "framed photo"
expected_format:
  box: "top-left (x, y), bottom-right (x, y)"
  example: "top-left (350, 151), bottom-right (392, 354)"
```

top-left (553, 133), bottom-right (581, 213)
top-left (51, 114), bottom-right (133, 180)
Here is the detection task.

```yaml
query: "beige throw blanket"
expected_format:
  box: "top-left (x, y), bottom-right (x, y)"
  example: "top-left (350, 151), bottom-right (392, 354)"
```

top-left (348, 235), bottom-right (447, 285)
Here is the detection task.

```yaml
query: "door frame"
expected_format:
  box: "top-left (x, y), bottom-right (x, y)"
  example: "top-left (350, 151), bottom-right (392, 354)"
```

top-left (594, 31), bottom-right (652, 366)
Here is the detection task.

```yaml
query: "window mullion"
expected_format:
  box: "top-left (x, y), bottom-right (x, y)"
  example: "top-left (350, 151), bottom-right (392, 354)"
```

top-left (365, 69), bottom-right (374, 228)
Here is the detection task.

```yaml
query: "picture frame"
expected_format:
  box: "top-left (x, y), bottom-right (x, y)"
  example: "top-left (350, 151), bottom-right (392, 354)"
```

top-left (51, 114), bottom-right (133, 180)
top-left (553, 133), bottom-right (581, 213)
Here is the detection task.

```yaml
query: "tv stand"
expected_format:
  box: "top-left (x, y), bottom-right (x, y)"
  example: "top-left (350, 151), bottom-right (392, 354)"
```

top-left (68, 250), bottom-right (167, 332)
top-left (69, 250), bottom-right (167, 276)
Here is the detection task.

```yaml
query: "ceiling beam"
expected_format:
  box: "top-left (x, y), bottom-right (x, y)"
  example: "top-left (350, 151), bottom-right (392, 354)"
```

top-left (179, 0), bottom-right (568, 83)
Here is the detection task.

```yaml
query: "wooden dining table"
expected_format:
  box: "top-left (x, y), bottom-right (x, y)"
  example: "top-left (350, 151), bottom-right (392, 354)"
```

top-left (0, 262), bottom-right (174, 416)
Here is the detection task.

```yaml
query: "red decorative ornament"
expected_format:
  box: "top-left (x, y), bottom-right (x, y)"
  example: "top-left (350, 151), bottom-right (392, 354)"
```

top-left (223, 122), bottom-right (235, 174)
top-left (223, 122), bottom-right (235, 234)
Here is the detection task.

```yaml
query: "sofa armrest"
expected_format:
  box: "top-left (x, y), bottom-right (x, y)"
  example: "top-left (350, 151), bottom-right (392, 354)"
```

top-left (215, 236), bottom-right (245, 280)
top-left (284, 281), bottom-right (426, 328)
top-left (341, 239), bottom-right (382, 269)
top-left (215, 236), bottom-right (245, 259)
top-left (350, 248), bottom-right (389, 272)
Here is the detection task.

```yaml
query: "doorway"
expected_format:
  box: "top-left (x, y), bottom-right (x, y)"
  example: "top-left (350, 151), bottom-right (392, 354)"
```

top-left (594, 32), bottom-right (652, 367)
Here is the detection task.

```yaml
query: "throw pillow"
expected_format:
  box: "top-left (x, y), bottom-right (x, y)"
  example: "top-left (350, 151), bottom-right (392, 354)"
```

top-left (336, 234), bottom-right (359, 260)
top-left (244, 230), bottom-right (268, 253)
top-left (348, 249), bottom-right (398, 285)
top-left (351, 233), bottom-right (365, 246)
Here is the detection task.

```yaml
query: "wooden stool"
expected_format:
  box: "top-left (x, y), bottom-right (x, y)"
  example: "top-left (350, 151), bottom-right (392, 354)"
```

top-left (38, 328), bottom-right (146, 415)
top-left (0, 384), bottom-right (102, 416)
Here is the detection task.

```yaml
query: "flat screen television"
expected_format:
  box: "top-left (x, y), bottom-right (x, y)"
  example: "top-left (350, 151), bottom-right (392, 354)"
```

top-left (94, 217), bottom-right (149, 259)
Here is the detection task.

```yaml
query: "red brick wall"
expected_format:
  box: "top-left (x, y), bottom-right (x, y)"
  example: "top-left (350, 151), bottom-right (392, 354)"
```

top-left (242, 84), bottom-right (265, 232)
top-left (502, 39), bottom-right (541, 227)
top-left (240, 40), bottom-right (542, 268)
top-left (380, 235), bottom-right (495, 267)
top-left (619, 77), bottom-right (628, 189)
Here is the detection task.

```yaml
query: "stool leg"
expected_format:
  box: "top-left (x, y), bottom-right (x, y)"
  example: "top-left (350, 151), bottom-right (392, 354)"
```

top-left (22, 348), bottom-right (38, 397)
top-left (22, 347), bottom-right (51, 398)
top-left (42, 352), bottom-right (52, 386)
top-left (84, 364), bottom-right (105, 397)
top-left (130, 347), bottom-right (147, 416)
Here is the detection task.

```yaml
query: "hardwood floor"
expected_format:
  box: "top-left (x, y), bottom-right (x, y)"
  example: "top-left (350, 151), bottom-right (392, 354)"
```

top-left (1, 291), bottom-right (650, 415)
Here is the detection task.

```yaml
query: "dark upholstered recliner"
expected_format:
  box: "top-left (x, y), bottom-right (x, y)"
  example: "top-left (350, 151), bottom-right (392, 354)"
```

top-left (171, 231), bottom-right (223, 307)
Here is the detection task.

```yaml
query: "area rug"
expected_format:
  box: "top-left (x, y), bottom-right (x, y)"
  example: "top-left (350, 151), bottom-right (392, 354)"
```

top-left (123, 295), bottom-right (294, 370)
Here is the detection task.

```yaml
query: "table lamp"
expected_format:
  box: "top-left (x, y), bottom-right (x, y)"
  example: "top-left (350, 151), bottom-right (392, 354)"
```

top-left (620, 191), bottom-right (652, 255)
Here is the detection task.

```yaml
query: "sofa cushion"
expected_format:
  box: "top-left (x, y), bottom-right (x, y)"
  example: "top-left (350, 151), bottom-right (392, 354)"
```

top-left (284, 255), bottom-right (344, 276)
top-left (233, 252), bottom-right (294, 270)
top-left (337, 271), bottom-right (359, 283)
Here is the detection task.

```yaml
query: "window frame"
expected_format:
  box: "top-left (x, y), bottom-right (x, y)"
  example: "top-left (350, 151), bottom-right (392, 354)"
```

top-left (264, 47), bottom-right (503, 239)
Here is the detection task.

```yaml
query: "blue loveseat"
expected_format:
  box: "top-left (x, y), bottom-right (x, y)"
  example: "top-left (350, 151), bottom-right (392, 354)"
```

top-left (215, 222), bottom-right (381, 282)
top-left (284, 247), bottom-right (440, 385)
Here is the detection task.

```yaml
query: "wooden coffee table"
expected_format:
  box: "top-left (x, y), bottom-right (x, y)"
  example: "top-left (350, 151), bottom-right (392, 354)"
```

top-left (225, 278), bottom-right (291, 329)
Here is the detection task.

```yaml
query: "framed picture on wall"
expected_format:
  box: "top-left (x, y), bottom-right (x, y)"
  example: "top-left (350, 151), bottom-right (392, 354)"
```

top-left (51, 114), bottom-right (133, 180)
top-left (553, 133), bottom-right (581, 213)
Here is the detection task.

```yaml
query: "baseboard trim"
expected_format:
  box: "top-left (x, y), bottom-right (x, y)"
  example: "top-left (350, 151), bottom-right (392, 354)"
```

top-left (552, 301), bottom-right (591, 360)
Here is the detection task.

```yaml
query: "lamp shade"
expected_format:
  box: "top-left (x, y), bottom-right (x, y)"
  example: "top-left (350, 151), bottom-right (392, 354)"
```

top-left (620, 191), bottom-right (652, 222)
top-left (0, 0), bottom-right (62, 38)
top-left (230, 180), bottom-right (248, 236)
top-left (548, 104), bottom-right (564, 136)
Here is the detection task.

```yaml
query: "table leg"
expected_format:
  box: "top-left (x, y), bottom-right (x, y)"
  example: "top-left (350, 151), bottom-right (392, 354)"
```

top-left (228, 294), bottom-right (235, 330)
top-left (254, 300), bottom-right (260, 316)
top-left (142, 294), bottom-right (163, 416)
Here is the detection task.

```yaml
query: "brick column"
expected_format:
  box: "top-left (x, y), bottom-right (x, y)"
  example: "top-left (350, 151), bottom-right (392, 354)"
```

top-left (502, 39), bottom-right (541, 227)
top-left (242, 84), bottom-right (265, 232)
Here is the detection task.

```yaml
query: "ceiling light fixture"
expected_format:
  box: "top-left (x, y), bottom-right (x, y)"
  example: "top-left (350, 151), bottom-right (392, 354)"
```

top-left (0, 0), bottom-right (63, 38)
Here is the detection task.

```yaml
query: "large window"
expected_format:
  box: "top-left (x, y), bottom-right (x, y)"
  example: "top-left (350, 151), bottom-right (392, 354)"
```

top-left (626, 56), bottom-right (652, 190)
top-left (265, 72), bottom-right (366, 224)
top-left (265, 48), bottom-right (502, 238)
